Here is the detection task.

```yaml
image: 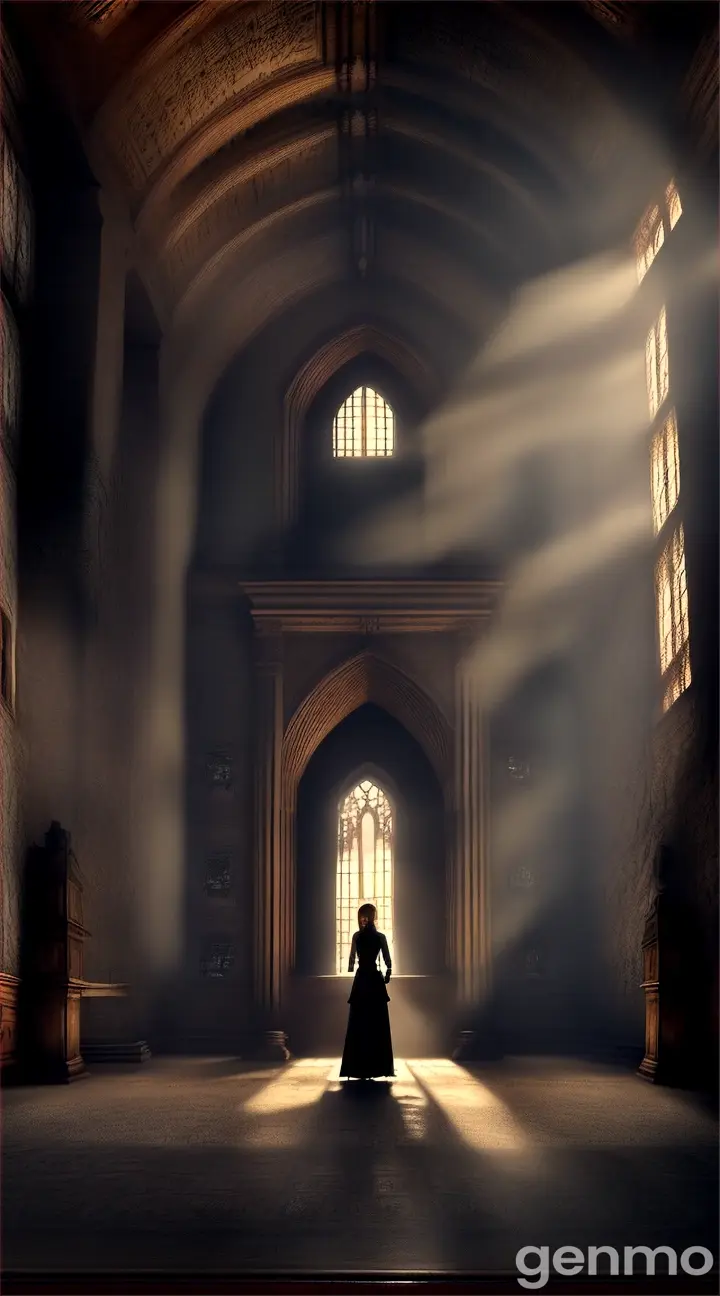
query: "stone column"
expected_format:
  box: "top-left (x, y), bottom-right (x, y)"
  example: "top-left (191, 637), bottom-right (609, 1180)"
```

top-left (451, 649), bottom-right (491, 1010)
top-left (253, 629), bottom-right (290, 1059)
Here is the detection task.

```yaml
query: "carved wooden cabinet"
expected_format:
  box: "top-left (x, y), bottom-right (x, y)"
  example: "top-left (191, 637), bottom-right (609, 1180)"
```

top-left (638, 888), bottom-right (687, 1084)
top-left (638, 899), bottom-right (660, 1080)
top-left (21, 822), bottom-right (125, 1083)
top-left (0, 973), bottom-right (20, 1071)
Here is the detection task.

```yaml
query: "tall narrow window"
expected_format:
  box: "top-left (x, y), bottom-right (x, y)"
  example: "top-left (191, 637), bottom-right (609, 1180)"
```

top-left (636, 181), bottom-right (690, 712)
top-left (665, 179), bottom-right (682, 231)
top-left (635, 179), bottom-right (682, 282)
top-left (655, 526), bottom-right (691, 711)
top-left (332, 386), bottom-right (395, 458)
top-left (336, 779), bottom-right (394, 974)
top-left (646, 307), bottom-right (669, 418)
top-left (650, 409), bottom-right (680, 535)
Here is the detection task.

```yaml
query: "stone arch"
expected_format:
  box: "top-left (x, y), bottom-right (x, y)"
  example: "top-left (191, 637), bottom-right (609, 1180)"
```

top-left (278, 325), bottom-right (438, 528)
top-left (282, 650), bottom-right (452, 804)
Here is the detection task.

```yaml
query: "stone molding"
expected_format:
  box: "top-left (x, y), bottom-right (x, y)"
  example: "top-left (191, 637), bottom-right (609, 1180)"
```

top-left (243, 579), bottom-right (501, 634)
top-left (282, 648), bottom-right (452, 794)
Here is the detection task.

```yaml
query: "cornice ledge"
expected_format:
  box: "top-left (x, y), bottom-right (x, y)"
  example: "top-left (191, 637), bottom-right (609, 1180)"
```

top-left (241, 579), bottom-right (502, 632)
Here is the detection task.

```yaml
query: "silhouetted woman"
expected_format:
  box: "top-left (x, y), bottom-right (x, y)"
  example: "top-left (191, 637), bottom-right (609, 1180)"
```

top-left (340, 903), bottom-right (395, 1079)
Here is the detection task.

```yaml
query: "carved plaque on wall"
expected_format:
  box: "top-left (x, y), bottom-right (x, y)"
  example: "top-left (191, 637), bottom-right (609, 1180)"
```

top-left (207, 751), bottom-right (233, 790)
top-left (200, 940), bottom-right (235, 978)
top-left (205, 853), bottom-right (232, 897)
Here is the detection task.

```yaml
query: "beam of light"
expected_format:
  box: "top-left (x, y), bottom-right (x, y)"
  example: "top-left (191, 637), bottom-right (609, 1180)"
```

top-left (242, 1058), bottom-right (337, 1116)
top-left (341, 248), bottom-right (663, 1021)
top-left (388, 1058), bottom-right (429, 1142)
top-left (408, 1060), bottom-right (528, 1150)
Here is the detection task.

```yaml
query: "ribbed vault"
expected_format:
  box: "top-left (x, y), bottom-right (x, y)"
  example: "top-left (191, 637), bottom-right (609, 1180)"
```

top-left (13, 0), bottom-right (705, 377)
top-left (282, 652), bottom-right (451, 798)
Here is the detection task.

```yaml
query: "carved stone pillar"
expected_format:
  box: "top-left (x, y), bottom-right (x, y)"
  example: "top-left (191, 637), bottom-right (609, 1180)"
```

top-left (252, 630), bottom-right (289, 1056)
top-left (451, 652), bottom-right (491, 1008)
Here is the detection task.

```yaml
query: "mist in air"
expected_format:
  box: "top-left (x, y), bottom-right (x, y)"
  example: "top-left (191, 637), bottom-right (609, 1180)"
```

top-left (348, 249), bottom-right (661, 1019)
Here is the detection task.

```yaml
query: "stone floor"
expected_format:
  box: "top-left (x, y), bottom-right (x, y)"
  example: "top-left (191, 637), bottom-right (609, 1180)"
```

top-left (2, 1056), bottom-right (717, 1278)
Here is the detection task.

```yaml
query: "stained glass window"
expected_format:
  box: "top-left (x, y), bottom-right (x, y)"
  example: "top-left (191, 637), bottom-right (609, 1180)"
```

top-left (336, 779), bottom-right (394, 974)
top-left (650, 409), bottom-right (680, 535)
top-left (332, 387), bottom-right (395, 458)
top-left (646, 307), bottom-right (669, 419)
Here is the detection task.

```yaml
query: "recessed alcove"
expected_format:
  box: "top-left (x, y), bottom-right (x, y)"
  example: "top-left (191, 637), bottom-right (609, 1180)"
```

top-left (289, 701), bottom-right (449, 1055)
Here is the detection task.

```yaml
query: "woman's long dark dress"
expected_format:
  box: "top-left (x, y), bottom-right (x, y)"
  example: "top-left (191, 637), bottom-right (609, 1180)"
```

top-left (340, 925), bottom-right (395, 1078)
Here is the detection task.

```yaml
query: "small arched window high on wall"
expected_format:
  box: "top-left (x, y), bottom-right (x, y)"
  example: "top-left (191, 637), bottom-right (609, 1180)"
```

top-left (336, 779), bottom-right (394, 974)
top-left (332, 386), bottom-right (395, 458)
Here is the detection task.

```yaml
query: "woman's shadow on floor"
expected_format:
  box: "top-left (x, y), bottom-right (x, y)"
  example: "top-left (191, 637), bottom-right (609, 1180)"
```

top-left (337, 1079), bottom-right (394, 1102)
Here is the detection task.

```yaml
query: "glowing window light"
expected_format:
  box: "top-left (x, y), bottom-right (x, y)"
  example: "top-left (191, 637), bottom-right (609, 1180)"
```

top-left (662, 641), bottom-right (691, 712)
top-left (332, 386), bottom-right (395, 458)
top-left (666, 179), bottom-right (682, 230)
top-left (635, 204), bottom-right (664, 283)
top-left (650, 408), bottom-right (680, 534)
top-left (646, 307), bottom-right (669, 418)
top-left (635, 181), bottom-right (682, 282)
top-left (655, 525), bottom-right (691, 709)
top-left (336, 779), bottom-right (394, 974)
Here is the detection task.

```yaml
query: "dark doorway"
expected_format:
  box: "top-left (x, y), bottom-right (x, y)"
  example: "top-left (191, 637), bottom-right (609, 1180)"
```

top-left (296, 703), bottom-right (445, 977)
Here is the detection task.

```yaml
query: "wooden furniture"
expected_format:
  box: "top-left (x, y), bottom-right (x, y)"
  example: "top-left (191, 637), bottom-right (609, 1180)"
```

top-left (0, 972), bottom-right (20, 1072)
top-left (638, 873), bottom-right (690, 1085)
top-left (638, 896), bottom-right (660, 1080)
top-left (20, 821), bottom-right (126, 1083)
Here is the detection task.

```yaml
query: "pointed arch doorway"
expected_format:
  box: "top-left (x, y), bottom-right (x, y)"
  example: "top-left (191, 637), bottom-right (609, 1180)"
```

top-left (292, 705), bottom-right (447, 1055)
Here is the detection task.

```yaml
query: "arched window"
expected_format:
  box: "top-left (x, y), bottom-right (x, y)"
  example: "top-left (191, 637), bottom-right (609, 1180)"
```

top-left (637, 180), bottom-right (691, 712)
top-left (336, 778), bottom-right (394, 974)
top-left (634, 178), bottom-right (682, 283)
top-left (332, 386), bottom-right (395, 458)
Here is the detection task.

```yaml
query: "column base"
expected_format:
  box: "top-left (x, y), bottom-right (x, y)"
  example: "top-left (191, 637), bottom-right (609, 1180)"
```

top-left (23, 1053), bottom-right (90, 1084)
top-left (638, 1055), bottom-right (659, 1082)
top-left (254, 1030), bottom-right (291, 1063)
top-left (81, 1040), bottom-right (152, 1064)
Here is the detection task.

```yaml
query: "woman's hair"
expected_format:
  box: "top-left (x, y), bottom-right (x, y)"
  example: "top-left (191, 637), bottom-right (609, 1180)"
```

top-left (358, 903), bottom-right (377, 923)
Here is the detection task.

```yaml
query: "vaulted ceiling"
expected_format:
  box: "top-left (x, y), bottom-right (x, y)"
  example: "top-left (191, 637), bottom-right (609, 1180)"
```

top-left (9, 0), bottom-right (714, 382)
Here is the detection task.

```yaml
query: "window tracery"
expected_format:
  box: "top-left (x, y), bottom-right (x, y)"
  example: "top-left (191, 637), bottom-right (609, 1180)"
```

top-left (635, 179), bottom-right (682, 282)
top-left (332, 386), bottom-right (395, 458)
top-left (636, 180), bottom-right (690, 711)
top-left (655, 526), bottom-right (691, 710)
top-left (336, 778), bottom-right (394, 974)
top-left (650, 410), bottom-right (680, 536)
